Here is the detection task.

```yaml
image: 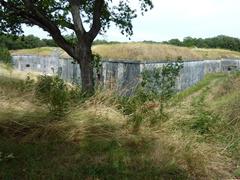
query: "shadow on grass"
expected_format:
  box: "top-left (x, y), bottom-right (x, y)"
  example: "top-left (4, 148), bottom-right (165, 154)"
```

top-left (0, 109), bottom-right (187, 179)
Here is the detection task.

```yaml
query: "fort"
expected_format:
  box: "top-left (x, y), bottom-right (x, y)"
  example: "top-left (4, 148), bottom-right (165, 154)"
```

top-left (13, 55), bottom-right (240, 93)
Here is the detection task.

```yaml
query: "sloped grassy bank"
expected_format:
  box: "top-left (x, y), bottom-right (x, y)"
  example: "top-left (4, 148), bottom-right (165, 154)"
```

top-left (0, 65), bottom-right (240, 179)
top-left (11, 43), bottom-right (240, 61)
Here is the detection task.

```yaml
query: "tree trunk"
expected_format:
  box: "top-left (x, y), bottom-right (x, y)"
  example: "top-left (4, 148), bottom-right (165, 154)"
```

top-left (76, 45), bottom-right (94, 95)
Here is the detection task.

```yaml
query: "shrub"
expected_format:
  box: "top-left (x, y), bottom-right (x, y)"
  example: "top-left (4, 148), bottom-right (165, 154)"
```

top-left (35, 75), bottom-right (69, 117)
top-left (0, 48), bottom-right (12, 65)
top-left (140, 58), bottom-right (183, 102)
top-left (120, 59), bottom-right (183, 131)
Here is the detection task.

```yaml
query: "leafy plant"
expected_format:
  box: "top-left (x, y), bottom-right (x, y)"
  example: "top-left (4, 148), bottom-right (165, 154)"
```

top-left (121, 59), bottom-right (183, 131)
top-left (138, 58), bottom-right (183, 114)
top-left (140, 58), bottom-right (183, 101)
top-left (0, 48), bottom-right (12, 65)
top-left (35, 75), bottom-right (69, 117)
top-left (191, 111), bottom-right (218, 134)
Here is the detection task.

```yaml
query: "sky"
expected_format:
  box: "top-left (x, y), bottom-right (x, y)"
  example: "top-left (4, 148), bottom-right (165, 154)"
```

top-left (23, 0), bottom-right (240, 42)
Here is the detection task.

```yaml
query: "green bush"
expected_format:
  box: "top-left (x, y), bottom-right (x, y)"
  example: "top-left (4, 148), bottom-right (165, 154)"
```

top-left (0, 48), bottom-right (12, 65)
top-left (35, 75), bottom-right (69, 117)
top-left (120, 59), bottom-right (183, 131)
top-left (140, 58), bottom-right (183, 101)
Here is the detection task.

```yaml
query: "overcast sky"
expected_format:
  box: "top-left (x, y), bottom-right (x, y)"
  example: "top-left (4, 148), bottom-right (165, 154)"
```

top-left (23, 0), bottom-right (240, 42)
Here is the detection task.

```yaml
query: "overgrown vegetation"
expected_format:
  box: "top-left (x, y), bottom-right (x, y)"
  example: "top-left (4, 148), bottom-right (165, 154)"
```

top-left (119, 59), bottom-right (183, 131)
top-left (0, 65), bottom-right (240, 179)
top-left (0, 47), bottom-right (12, 65)
top-left (0, 65), bottom-right (187, 179)
top-left (35, 75), bottom-right (70, 117)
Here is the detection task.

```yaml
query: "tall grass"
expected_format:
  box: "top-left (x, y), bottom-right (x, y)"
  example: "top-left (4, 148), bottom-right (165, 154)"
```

top-left (1, 64), bottom-right (240, 179)
top-left (0, 73), bottom-right (187, 179)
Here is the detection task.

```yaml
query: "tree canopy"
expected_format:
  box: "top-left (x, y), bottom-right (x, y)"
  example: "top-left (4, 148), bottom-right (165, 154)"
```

top-left (165, 35), bottom-right (240, 52)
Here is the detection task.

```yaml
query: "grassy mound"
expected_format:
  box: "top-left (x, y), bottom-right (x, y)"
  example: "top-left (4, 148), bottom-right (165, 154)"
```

top-left (0, 64), bottom-right (240, 179)
top-left (11, 43), bottom-right (240, 61)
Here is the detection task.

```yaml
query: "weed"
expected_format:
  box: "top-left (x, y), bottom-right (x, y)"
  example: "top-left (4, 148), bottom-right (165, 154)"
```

top-left (191, 111), bottom-right (219, 134)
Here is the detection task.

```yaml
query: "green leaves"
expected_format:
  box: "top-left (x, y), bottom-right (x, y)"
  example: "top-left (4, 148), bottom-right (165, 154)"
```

top-left (35, 75), bottom-right (69, 117)
top-left (0, 47), bottom-right (12, 65)
top-left (0, 0), bottom-right (153, 38)
top-left (141, 59), bottom-right (183, 101)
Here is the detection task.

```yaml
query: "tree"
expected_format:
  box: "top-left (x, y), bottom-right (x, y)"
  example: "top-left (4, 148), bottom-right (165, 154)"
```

top-left (183, 37), bottom-right (197, 47)
top-left (0, 0), bottom-right (153, 94)
top-left (168, 38), bottom-right (182, 46)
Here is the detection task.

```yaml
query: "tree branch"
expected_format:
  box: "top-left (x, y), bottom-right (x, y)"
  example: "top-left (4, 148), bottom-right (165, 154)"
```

top-left (56, 19), bottom-right (75, 30)
top-left (69, 0), bottom-right (86, 40)
top-left (87, 0), bottom-right (104, 42)
top-left (20, 0), bottom-right (75, 58)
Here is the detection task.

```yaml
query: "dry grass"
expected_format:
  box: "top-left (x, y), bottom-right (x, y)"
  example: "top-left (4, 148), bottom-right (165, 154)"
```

top-left (11, 47), bottom-right (56, 57)
top-left (0, 65), bottom-right (240, 178)
top-left (0, 63), bottom-right (40, 80)
top-left (93, 43), bottom-right (202, 61)
top-left (11, 43), bottom-right (240, 61)
top-left (164, 73), bottom-right (240, 179)
top-left (0, 80), bottom-right (185, 178)
top-left (153, 133), bottom-right (233, 179)
top-left (193, 48), bottom-right (240, 59)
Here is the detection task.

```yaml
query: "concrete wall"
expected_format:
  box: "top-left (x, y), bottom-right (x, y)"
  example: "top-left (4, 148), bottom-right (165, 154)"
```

top-left (12, 55), bottom-right (240, 93)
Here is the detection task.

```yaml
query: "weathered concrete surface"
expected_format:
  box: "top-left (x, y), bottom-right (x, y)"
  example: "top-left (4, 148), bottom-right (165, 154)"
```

top-left (12, 55), bottom-right (240, 93)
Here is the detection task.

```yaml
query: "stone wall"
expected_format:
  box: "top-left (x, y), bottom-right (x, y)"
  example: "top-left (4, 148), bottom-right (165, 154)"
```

top-left (12, 55), bottom-right (240, 93)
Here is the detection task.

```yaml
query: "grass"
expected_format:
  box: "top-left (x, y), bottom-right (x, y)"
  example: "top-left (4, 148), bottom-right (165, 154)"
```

top-left (0, 64), bottom-right (240, 179)
top-left (172, 73), bottom-right (227, 103)
top-left (193, 48), bottom-right (240, 59)
top-left (0, 65), bottom-right (187, 179)
top-left (11, 47), bottom-right (61, 57)
top-left (166, 71), bottom-right (240, 178)
top-left (11, 43), bottom-right (240, 61)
